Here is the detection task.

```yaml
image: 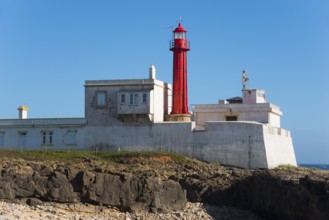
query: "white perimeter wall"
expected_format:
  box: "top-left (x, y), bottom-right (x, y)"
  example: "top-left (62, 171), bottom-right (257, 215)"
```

top-left (0, 119), bottom-right (296, 169)
top-left (84, 121), bottom-right (297, 169)
top-left (263, 126), bottom-right (297, 168)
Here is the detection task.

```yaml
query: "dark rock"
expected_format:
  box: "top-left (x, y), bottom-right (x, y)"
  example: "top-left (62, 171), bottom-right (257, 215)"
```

top-left (0, 160), bottom-right (187, 213)
top-left (47, 171), bottom-right (77, 202)
top-left (32, 170), bottom-right (48, 198)
top-left (40, 165), bottom-right (54, 175)
top-left (70, 171), bottom-right (84, 192)
top-left (81, 172), bottom-right (186, 213)
top-left (1, 157), bottom-right (329, 219)
top-left (179, 168), bottom-right (329, 220)
top-left (0, 180), bottom-right (15, 200)
top-left (26, 198), bottom-right (44, 206)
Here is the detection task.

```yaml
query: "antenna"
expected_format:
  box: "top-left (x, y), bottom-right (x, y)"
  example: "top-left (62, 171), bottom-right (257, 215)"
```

top-left (177, 17), bottom-right (183, 24)
top-left (167, 25), bottom-right (174, 31)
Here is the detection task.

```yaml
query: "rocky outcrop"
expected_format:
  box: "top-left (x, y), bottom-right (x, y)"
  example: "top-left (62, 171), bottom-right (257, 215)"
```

top-left (1, 156), bottom-right (329, 220)
top-left (0, 160), bottom-right (186, 213)
top-left (176, 165), bottom-right (329, 220)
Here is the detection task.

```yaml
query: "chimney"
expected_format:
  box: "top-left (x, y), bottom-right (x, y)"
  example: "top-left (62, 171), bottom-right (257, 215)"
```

top-left (18, 105), bottom-right (29, 119)
top-left (149, 65), bottom-right (156, 79)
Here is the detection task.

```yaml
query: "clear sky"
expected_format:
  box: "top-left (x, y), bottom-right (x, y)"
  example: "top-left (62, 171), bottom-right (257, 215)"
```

top-left (0, 0), bottom-right (328, 164)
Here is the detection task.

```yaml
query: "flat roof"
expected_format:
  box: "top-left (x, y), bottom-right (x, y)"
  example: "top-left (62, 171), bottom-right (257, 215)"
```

top-left (84, 78), bottom-right (171, 89)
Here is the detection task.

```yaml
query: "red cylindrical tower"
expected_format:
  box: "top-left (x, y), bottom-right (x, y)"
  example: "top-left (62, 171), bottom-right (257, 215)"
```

top-left (169, 23), bottom-right (191, 121)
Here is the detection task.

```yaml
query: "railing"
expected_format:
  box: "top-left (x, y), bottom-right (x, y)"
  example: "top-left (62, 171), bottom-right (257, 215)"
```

top-left (169, 40), bottom-right (190, 49)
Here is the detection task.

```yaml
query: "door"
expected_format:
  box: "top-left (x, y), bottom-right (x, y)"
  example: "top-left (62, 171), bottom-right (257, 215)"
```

top-left (18, 132), bottom-right (27, 150)
top-left (0, 132), bottom-right (4, 148)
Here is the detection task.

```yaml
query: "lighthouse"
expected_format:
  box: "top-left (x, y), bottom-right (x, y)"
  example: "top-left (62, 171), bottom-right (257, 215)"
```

top-left (168, 23), bottom-right (191, 121)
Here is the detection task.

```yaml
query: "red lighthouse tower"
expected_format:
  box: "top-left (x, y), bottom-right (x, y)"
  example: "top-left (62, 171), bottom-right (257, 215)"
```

top-left (169, 23), bottom-right (191, 121)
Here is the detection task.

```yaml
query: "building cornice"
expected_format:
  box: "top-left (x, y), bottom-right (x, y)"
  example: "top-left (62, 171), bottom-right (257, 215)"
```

top-left (84, 79), bottom-right (171, 89)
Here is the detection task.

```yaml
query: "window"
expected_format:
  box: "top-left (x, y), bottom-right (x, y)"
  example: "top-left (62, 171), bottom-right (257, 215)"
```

top-left (174, 32), bottom-right (185, 39)
top-left (49, 132), bottom-right (53, 144)
top-left (65, 130), bottom-right (77, 146)
top-left (129, 93), bottom-right (139, 105)
top-left (226, 116), bottom-right (238, 121)
top-left (142, 93), bottom-right (147, 103)
top-left (129, 94), bottom-right (134, 105)
top-left (96, 91), bottom-right (107, 108)
top-left (42, 132), bottom-right (46, 144)
top-left (134, 94), bottom-right (138, 105)
top-left (41, 131), bottom-right (53, 145)
top-left (0, 132), bottom-right (4, 148)
top-left (121, 94), bottom-right (125, 103)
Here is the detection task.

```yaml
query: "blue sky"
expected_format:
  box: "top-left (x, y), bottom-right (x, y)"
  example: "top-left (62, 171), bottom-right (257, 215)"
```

top-left (0, 0), bottom-right (328, 163)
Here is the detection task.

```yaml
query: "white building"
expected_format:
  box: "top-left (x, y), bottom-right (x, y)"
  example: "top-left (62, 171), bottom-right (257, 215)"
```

top-left (85, 66), bottom-right (172, 125)
top-left (193, 89), bottom-right (282, 128)
top-left (0, 118), bottom-right (86, 150)
top-left (0, 67), bottom-right (297, 169)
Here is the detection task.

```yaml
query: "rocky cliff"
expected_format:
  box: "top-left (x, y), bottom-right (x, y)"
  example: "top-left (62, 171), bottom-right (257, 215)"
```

top-left (176, 164), bottom-right (329, 220)
top-left (0, 159), bottom-right (186, 213)
top-left (0, 152), bottom-right (328, 220)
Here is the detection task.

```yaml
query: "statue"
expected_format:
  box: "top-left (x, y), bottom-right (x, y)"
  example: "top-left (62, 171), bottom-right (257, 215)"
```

top-left (242, 69), bottom-right (249, 90)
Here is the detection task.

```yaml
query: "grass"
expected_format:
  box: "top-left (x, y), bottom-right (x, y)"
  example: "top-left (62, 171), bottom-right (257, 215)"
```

top-left (0, 149), bottom-right (90, 162)
top-left (100, 151), bottom-right (186, 163)
top-left (0, 149), bottom-right (186, 164)
top-left (277, 164), bottom-right (299, 169)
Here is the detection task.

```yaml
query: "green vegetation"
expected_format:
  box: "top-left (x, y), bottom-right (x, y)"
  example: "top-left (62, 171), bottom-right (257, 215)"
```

top-left (101, 151), bottom-right (186, 163)
top-left (0, 149), bottom-right (186, 163)
top-left (277, 164), bottom-right (299, 169)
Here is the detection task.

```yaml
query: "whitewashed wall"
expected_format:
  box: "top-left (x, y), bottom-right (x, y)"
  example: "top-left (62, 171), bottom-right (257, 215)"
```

top-left (0, 118), bottom-right (86, 150)
top-left (0, 119), bottom-right (296, 169)
top-left (193, 103), bottom-right (282, 128)
top-left (263, 126), bottom-right (297, 168)
top-left (84, 121), bottom-right (296, 169)
top-left (85, 79), bottom-right (171, 125)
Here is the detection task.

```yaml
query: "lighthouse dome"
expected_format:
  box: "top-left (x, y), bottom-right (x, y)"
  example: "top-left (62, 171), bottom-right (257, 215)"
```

top-left (174, 23), bottom-right (187, 32)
